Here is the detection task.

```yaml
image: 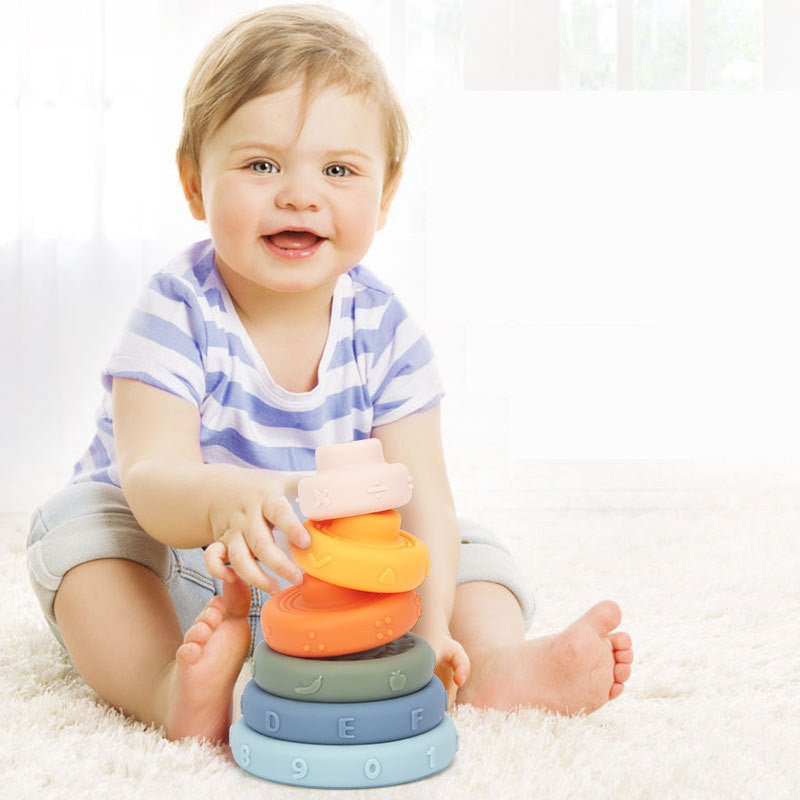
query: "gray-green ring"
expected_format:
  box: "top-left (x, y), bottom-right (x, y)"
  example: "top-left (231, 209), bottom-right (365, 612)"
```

top-left (252, 632), bottom-right (435, 703)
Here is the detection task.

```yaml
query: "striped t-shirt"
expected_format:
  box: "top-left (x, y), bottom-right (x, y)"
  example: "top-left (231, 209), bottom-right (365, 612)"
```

top-left (70, 239), bottom-right (445, 487)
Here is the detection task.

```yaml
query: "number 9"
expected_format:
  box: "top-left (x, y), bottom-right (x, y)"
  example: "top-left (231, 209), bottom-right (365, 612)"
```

top-left (292, 757), bottom-right (309, 779)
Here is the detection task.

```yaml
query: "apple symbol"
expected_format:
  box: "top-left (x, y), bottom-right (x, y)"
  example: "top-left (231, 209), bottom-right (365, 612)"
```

top-left (389, 670), bottom-right (407, 691)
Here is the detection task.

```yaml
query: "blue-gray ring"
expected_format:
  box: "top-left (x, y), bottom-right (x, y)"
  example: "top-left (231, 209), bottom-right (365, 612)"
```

top-left (241, 676), bottom-right (446, 744)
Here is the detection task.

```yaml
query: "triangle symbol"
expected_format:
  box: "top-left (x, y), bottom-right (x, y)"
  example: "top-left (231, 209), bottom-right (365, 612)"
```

top-left (378, 567), bottom-right (396, 585)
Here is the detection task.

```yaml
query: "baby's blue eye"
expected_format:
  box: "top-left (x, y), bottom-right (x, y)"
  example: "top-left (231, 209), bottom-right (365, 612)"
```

top-left (250, 161), bottom-right (276, 174)
top-left (325, 164), bottom-right (351, 178)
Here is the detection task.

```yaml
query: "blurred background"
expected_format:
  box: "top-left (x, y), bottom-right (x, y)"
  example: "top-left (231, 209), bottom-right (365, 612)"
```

top-left (1, 0), bottom-right (799, 511)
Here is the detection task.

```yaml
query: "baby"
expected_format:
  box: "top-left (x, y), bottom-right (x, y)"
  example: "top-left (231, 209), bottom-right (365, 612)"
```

top-left (26, 4), bottom-right (632, 744)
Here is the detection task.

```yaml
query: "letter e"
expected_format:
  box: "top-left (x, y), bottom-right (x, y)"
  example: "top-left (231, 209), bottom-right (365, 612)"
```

top-left (338, 717), bottom-right (355, 739)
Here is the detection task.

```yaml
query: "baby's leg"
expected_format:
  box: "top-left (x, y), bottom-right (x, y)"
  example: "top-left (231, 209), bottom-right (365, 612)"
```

top-left (27, 482), bottom-right (251, 743)
top-left (54, 557), bottom-right (251, 742)
top-left (451, 521), bottom-right (632, 715)
top-left (451, 580), bottom-right (633, 715)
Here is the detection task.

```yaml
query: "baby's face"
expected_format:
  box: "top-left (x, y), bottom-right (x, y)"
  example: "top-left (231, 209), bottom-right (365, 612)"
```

top-left (187, 82), bottom-right (395, 296)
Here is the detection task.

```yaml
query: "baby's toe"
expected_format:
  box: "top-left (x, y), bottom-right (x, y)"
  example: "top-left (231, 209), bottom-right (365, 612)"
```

top-left (221, 575), bottom-right (253, 616)
top-left (184, 619), bottom-right (213, 646)
top-left (583, 601), bottom-right (622, 636)
top-left (614, 662), bottom-right (631, 683)
top-left (608, 631), bottom-right (631, 651)
top-left (615, 647), bottom-right (634, 664)
top-left (176, 641), bottom-right (202, 667)
top-left (609, 682), bottom-right (625, 700)
top-left (202, 603), bottom-right (223, 628)
top-left (208, 595), bottom-right (226, 614)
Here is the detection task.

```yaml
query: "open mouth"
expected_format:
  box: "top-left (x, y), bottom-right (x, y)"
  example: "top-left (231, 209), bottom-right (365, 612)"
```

top-left (263, 229), bottom-right (327, 259)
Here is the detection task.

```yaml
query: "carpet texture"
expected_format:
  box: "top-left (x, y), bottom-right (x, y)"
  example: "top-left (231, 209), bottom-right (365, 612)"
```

top-left (2, 462), bottom-right (799, 799)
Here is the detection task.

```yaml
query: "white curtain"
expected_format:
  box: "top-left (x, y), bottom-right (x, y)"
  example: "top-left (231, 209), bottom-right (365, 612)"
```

top-left (2, 0), bottom-right (798, 511)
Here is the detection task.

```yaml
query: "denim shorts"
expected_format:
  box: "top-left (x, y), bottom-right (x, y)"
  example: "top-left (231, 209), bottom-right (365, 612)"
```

top-left (26, 481), bottom-right (535, 658)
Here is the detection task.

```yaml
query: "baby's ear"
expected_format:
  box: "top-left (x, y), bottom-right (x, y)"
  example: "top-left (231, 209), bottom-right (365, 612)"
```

top-left (178, 157), bottom-right (206, 221)
top-left (376, 169), bottom-right (402, 231)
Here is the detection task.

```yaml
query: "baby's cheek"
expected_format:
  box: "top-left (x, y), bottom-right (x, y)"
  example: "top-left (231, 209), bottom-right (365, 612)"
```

top-left (206, 178), bottom-right (256, 233)
top-left (218, 196), bottom-right (254, 235)
top-left (342, 195), bottom-right (381, 238)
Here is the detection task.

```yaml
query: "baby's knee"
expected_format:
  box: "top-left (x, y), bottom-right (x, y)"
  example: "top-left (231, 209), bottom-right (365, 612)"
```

top-left (456, 518), bottom-right (535, 629)
top-left (26, 481), bottom-right (174, 646)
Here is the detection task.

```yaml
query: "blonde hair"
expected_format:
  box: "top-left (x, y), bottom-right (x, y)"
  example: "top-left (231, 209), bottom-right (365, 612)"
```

top-left (176, 4), bottom-right (409, 199)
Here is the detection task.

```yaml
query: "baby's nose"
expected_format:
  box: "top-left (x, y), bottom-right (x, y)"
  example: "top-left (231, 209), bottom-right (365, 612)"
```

top-left (274, 174), bottom-right (321, 211)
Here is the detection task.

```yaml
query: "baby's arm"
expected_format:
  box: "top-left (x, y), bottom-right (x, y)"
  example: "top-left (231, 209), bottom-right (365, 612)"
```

top-left (372, 404), bottom-right (470, 698)
top-left (113, 377), bottom-right (310, 592)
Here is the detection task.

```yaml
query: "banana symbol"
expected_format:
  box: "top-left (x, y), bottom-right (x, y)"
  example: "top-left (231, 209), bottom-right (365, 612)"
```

top-left (294, 675), bottom-right (323, 695)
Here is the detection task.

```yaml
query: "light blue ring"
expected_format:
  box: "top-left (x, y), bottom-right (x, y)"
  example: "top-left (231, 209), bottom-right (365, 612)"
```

top-left (230, 715), bottom-right (458, 788)
top-left (241, 676), bottom-right (446, 744)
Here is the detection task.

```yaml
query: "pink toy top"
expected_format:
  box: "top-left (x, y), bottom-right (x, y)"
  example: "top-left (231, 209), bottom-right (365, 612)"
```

top-left (298, 439), bottom-right (414, 520)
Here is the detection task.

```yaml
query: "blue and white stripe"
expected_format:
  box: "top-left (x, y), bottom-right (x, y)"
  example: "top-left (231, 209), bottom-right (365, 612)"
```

top-left (70, 239), bottom-right (444, 487)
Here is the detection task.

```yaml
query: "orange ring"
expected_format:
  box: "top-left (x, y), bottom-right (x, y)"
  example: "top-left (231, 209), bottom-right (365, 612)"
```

top-left (261, 574), bottom-right (421, 657)
top-left (291, 510), bottom-right (429, 593)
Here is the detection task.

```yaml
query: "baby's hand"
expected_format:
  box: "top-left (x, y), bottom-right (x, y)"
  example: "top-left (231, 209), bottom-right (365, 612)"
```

top-left (432, 636), bottom-right (470, 710)
top-left (203, 469), bottom-right (310, 594)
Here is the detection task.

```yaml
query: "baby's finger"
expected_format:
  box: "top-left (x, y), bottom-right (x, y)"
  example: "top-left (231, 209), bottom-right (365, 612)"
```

top-left (203, 539), bottom-right (238, 584)
top-left (447, 640), bottom-right (471, 687)
top-left (454, 659), bottom-right (470, 687)
top-left (226, 533), bottom-right (280, 594)
top-left (246, 517), bottom-right (304, 585)
top-left (263, 495), bottom-right (311, 549)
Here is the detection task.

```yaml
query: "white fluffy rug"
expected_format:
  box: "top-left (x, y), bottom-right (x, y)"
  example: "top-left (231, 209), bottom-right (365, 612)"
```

top-left (3, 461), bottom-right (800, 799)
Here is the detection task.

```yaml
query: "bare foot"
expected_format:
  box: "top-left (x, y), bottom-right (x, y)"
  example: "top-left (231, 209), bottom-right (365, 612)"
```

top-left (162, 575), bottom-right (252, 742)
top-left (456, 601), bottom-right (634, 715)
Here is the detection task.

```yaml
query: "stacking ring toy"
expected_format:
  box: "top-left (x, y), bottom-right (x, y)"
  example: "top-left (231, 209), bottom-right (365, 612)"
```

top-left (230, 715), bottom-right (458, 789)
top-left (261, 574), bottom-right (419, 657)
top-left (291, 510), bottom-right (429, 593)
top-left (251, 633), bottom-right (435, 703)
top-left (298, 438), bottom-right (413, 520)
top-left (241, 677), bottom-right (446, 744)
